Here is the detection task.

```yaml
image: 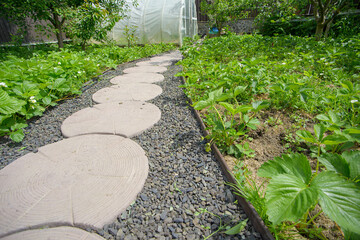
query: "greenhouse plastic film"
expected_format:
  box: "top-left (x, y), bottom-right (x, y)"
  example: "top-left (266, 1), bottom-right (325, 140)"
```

top-left (110, 0), bottom-right (197, 45)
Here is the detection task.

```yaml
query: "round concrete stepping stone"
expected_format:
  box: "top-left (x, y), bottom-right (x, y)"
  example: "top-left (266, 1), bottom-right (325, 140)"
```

top-left (136, 60), bottom-right (172, 67)
top-left (123, 66), bottom-right (167, 74)
top-left (2, 226), bottom-right (105, 240)
top-left (61, 102), bottom-right (161, 138)
top-left (150, 53), bottom-right (182, 62)
top-left (92, 83), bottom-right (162, 104)
top-left (0, 134), bottom-right (148, 237)
top-left (150, 56), bottom-right (175, 62)
top-left (168, 52), bottom-right (182, 59)
top-left (110, 72), bottom-right (164, 84)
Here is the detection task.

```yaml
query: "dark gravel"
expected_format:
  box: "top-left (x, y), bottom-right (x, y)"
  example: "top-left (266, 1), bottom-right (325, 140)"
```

top-left (0, 51), bottom-right (262, 240)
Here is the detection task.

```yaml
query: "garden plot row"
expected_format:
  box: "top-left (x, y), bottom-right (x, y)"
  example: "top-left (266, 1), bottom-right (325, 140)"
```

top-left (178, 34), bottom-right (360, 240)
top-left (0, 44), bottom-right (176, 142)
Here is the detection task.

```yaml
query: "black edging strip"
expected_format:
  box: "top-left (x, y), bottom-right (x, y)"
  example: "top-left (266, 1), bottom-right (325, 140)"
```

top-left (181, 76), bottom-right (275, 240)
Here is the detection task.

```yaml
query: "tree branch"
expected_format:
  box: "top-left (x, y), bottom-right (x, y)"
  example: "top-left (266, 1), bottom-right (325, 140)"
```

top-left (325, 0), bottom-right (348, 25)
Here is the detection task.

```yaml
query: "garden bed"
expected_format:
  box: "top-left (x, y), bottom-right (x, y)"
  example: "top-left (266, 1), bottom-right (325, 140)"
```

top-left (0, 43), bottom-right (176, 142)
top-left (187, 90), bottom-right (274, 240)
top-left (177, 34), bottom-right (360, 239)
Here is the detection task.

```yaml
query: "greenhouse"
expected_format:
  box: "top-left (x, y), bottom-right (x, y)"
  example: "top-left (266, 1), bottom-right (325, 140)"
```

top-left (109, 0), bottom-right (198, 45)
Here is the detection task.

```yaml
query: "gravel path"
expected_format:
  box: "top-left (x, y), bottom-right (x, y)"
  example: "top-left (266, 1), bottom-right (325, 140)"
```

top-left (0, 52), bottom-right (262, 240)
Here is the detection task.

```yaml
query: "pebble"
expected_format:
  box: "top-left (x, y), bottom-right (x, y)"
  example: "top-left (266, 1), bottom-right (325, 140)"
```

top-left (174, 217), bottom-right (184, 223)
top-left (140, 193), bottom-right (148, 201)
top-left (160, 210), bottom-right (168, 220)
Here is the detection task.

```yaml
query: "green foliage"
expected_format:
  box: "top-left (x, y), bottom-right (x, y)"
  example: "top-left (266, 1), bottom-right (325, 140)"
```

top-left (65, 0), bottom-right (135, 50)
top-left (260, 13), bottom-right (360, 38)
top-left (259, 153), bottom-right (360, 234)
top-left (179, 33), bottom-right (360, 238)
top-left (224, 219), bottom-right (247, 235)
top-left (0, 0), bottom-right (83, 48)
top-left (195, 207), bottom-right (248, 239)
top-left (124, 25), bottom-right (138, 47)
top-left (244, 0), bottom-right (353, 39)
top-left (179, 34), bottom-right (359, 125)
top-left (0, 43), bottom-right (176, 141)
top-left (231, 162), bottom-right (267, 222)
top-left (200, 0), bottom-right (247, 33)
top-left (318, 151), bottom-right (360, 185)
top-left (192, 87), bottom-right (264, 157)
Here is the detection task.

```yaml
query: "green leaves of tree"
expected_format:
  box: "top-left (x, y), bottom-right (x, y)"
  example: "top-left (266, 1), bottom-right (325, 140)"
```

top-left (65, 0), bottom-right (134, 50)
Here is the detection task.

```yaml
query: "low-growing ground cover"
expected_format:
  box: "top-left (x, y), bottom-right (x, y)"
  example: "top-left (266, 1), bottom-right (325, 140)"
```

top-left (177, 34), bottom-right (360, 239)
top-left (0, 43), bottom-right (176, 141)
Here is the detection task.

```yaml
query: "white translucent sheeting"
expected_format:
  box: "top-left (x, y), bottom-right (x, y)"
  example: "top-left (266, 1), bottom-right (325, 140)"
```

top-left (109, 0), bottom-right (198, 46)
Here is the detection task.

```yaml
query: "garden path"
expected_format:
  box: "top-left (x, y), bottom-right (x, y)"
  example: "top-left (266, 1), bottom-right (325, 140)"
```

top-left (0, 51), bottom-right (182, 239)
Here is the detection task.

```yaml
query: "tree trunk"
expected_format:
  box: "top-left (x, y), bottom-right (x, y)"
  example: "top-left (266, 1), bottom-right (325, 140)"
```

top-left (56, 26), bottom-right (64, 49)
top-left (323, 19), bottom-right (334, 38)
top-left (81, 42), bottom-right (86, 51)
top-left (53, 12), bottom-right (64, 49)
top-left (315, 22), bottom-right (324, 40)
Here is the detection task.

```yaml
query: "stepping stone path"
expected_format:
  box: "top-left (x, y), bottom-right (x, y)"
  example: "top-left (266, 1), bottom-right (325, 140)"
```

top-left (92, 83), bottom-right (162, 104)
top-left (0, 51), bottom-right (181, 238)
top-left (61, 102), bottom-right (161, 138)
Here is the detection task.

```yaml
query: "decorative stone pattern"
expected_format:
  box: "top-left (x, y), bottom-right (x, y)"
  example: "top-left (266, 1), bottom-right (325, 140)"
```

top-left (0, 134), bottom-right (148, 237)
top-left (123, 66), bottom-right (167, 74)
top-left (92, 83), bottom-right (162, 104)
top-left (110, 73), bottom-right (164, 84)
top-left (61, 102), bottom-right (161, 138)
top-left (2, 227), bottom-right (106, 240)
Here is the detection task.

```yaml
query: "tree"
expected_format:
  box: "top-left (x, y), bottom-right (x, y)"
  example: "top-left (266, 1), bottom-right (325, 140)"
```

top-left (65, 0), bottom-right (134, 51)
top-left (310, 0), bottom-right (351, 40)
top-left (0, 0), bottom-right (135, 49)
top-left (0, 0), bottom-right (82, 48)
top-left (245, 0), bottom-right (353, 40)
top-left (200, 0), bottom-right (248, 36)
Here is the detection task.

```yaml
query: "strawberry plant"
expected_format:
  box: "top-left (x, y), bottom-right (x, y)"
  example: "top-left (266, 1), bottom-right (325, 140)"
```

top-left (179, 33), bottom-right (359, 239)
top-left (258, 152), bottom-right (360, 238)
top-left (0, 43), bottom-right (176, 142)
top-left (193, 87), bottom-right (267, 158)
